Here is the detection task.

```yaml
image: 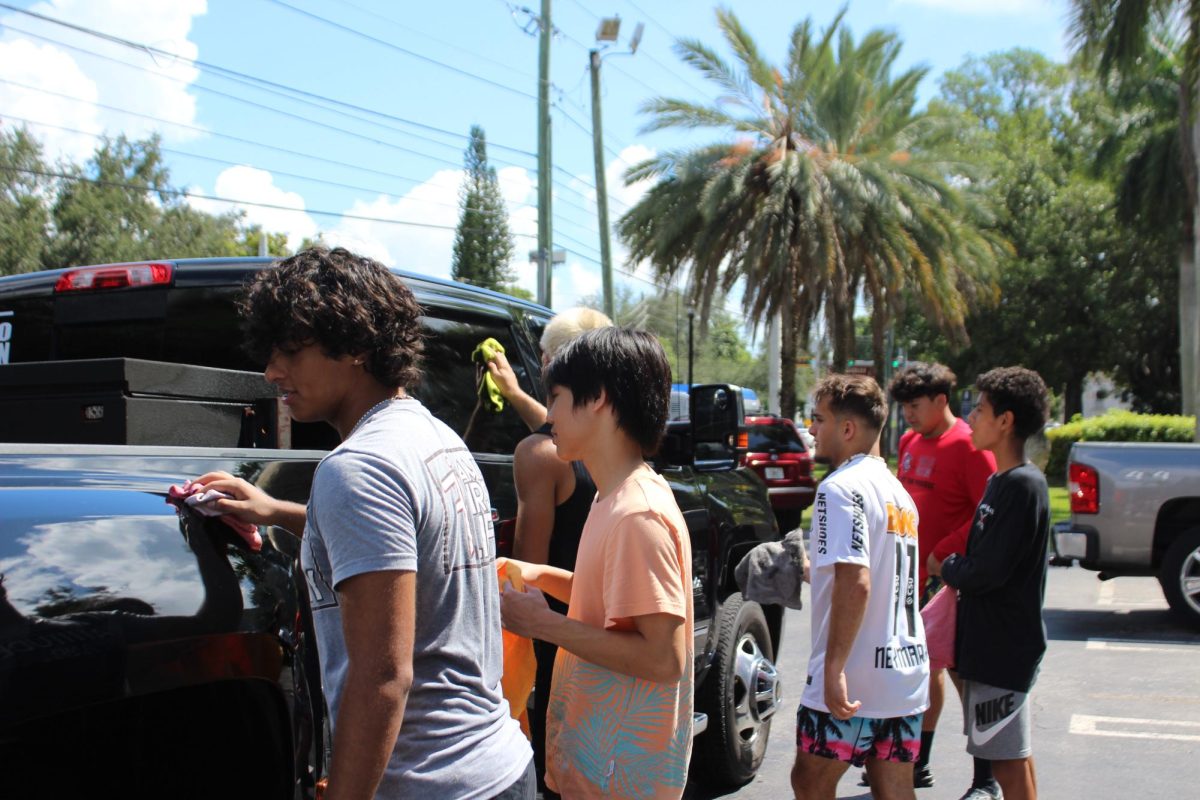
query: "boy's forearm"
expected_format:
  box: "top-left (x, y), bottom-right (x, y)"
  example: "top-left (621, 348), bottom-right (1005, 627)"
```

top-left (270, 500), bottom-right (308, 535)
top-left (826, 564), bottom-right (870, 672)
top-left (509, 388), bottom-right (548, 431)
top-left (522, 563), bottom-right (574, 604)
top-left (537, 613), bottom-right (686, 684)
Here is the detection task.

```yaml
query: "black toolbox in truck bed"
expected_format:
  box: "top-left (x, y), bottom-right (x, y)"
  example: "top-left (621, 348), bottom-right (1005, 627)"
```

top-left (0, 357), bottom-right (287, 447)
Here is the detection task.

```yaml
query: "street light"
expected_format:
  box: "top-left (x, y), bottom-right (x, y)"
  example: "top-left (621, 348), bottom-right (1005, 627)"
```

top-left (590, 16), bottom-right (643, 320)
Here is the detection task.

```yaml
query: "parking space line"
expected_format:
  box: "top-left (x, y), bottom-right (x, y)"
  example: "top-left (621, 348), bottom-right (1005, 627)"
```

top-left (1070, 715), bottom-right (1200, 742)
top-left (1086, 638), bottom-right (1197, 653)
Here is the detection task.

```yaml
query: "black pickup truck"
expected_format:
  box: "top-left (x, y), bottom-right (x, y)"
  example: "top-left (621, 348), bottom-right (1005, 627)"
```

top-left (0, 258), bottom-right (785, 794)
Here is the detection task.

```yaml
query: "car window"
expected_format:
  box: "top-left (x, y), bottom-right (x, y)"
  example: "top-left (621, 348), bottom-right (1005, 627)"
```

top-left (413, 311), bottom-right (532, 456)
top-left (747, 424), bottom-right (805, 453)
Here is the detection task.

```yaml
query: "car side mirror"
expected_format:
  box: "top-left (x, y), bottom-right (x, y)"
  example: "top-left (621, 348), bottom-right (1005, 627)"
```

top-left (690, 384), bottom-right (746, 471)
top-left (656, 420), bottom-right (694, 467)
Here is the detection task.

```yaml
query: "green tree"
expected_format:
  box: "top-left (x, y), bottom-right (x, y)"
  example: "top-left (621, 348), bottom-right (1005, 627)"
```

top-left (0, 128), bottom-right (50, 275)
top-left (585, 284), bottom-right (771, 392)
top-left (900, 49), bottom-right (1180, 417)
top-left (1069, 0), bottom-right (1199, 428)
top-left (451, 125), bottom-right (516, 292)
top-left (618, 8), bottom-right (999, 416)
top-left (48, 134), bottom-right (171, 268)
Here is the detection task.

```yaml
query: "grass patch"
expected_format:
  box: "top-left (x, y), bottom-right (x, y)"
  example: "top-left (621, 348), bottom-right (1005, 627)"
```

top-left (1048, 482), bottom-right (1070, 527)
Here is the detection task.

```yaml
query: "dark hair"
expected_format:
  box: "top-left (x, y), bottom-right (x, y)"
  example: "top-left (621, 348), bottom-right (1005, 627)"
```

top-left (240, 247), bottom-right (424, 388)
top-left (545, 327), bottom-right (671, 455)
top-left (888, 362), bottom-right (957, 403)
top-left (813, 373), bottom-right (888, 432)
top-left (975, 367), bottom-right (1049, 440)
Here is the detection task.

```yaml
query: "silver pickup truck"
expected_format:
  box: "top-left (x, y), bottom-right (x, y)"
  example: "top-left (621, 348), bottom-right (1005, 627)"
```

top-left (1056, 441), bottom-right (1200, 628)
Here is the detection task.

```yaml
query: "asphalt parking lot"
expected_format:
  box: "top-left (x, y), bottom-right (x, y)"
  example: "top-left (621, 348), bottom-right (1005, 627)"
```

top-left (687, 564), bottom-right (1200, 799)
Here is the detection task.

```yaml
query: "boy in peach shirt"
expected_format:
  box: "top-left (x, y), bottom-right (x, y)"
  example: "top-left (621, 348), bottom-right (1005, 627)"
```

top-left (500, 328), bottom-right (693, 800)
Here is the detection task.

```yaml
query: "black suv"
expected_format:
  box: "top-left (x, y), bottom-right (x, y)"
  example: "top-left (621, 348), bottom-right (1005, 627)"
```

top-left (0, 258), bottom-right (784, 793)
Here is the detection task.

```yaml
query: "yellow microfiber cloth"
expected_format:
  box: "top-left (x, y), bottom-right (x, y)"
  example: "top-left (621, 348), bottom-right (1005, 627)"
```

top-left (471, 337), bottom-right (506, 414)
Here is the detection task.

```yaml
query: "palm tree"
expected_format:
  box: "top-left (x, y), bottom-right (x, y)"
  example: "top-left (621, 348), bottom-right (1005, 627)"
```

top-left (1070, 0), bottom-right (1200, 427)
top-left (617, 8), bottom-right (999, 414)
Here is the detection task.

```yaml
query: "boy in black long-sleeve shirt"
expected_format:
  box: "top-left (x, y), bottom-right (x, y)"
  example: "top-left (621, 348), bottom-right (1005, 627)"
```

top-left (930, 367), bottom-right (1050, 800)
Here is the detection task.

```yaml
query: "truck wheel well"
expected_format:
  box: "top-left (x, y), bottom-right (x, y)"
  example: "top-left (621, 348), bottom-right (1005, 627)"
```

top-left (1154, 498), bottom-right (1200, 566)
top-left (722, 540), bottom-right (786, 657)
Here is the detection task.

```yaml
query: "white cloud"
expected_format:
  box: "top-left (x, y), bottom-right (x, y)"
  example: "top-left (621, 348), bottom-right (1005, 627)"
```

top-left (891, 0), bottom-right (1053, 15)
top-left (1, 516), bottom-right (205, 616)
top-left (188, 165), bottom-right (319, 251)
top-left (0, 0), bottom-right (206, 162)
top-left (319, 166), bottom-right (539, 293)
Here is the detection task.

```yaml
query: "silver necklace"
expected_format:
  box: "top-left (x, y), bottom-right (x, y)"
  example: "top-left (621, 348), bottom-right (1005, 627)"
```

top-left (348, 395), bottom-right (402, 439)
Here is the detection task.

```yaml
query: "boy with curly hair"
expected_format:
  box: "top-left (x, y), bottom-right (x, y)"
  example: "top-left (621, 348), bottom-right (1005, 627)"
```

top-left (193, 247), bottom-right (533, 800)
top-left (930, 367), bottom-right (1052, 800)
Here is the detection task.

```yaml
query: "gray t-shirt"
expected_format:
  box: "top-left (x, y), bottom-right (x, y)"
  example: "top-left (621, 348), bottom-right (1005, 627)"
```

top-left (301, 398), bottom-right (530, 799)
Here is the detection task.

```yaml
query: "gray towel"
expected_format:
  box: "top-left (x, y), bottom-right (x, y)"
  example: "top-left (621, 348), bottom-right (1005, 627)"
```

top-left (734, 528), bottom-right (808, 610)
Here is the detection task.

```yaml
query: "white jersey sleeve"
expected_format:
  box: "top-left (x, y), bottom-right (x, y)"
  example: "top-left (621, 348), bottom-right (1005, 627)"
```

top-left (811, 478), bottom-right (871, 571)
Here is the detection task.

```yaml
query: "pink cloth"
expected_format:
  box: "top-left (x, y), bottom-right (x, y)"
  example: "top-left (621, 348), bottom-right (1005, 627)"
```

top-left (921, 585), bottom-right (956, 671)
top-left (166, 480), bottom-right (263, 551)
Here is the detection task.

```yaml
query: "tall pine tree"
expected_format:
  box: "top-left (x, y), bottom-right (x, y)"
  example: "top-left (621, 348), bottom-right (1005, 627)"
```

top-left (451, 126), bottom-right (515, 291)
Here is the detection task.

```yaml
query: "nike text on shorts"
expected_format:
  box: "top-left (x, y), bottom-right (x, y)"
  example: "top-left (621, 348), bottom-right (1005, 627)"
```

top-left (962, 679), bottom-right (1032, 760)
top-left (796, 705), bottom-right (923, 768)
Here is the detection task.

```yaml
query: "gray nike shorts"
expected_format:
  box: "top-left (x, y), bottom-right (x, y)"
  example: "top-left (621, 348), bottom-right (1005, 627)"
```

top-left (961, 680), bottom-right (1033, 760)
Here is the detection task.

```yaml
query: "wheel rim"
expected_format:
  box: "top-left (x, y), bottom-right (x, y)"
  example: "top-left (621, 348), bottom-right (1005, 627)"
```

top-left (731, 631), bottom-right (782, 746)
top-left (1179, 544), bottom-right (1200, 615)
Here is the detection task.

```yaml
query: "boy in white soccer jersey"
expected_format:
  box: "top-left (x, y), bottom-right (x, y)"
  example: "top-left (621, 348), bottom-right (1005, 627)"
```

top-left (791, 374), bottom-right (929, 800)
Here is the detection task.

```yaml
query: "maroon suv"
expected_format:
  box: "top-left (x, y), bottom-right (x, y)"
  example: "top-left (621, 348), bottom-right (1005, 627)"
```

top-left (742, 415), bottom-right (816, 532)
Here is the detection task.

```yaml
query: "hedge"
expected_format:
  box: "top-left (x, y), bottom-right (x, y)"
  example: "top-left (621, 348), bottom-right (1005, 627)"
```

top-left (1044, 409), bottom-right (1197, 481)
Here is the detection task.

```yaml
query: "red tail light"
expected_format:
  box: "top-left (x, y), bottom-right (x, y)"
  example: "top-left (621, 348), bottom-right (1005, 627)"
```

top-left (1068, 463), bottom-right (1099, 514)
top-left (496, 517), bottom-right (516, 558)
top-left (54, 262), bottom-right (173, 292)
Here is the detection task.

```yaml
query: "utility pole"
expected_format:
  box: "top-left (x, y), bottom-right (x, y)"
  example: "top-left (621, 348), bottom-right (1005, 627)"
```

top-left (589, 18), bottom-right (641, 319)
top-left (536, 0), bottom-right (553, 307)
top-left (589, 48), bottom-right (614, 319)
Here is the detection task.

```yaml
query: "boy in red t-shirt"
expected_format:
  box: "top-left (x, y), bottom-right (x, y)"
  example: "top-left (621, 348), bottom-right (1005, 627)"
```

top-left (888, 363), bottom-right (998, 800)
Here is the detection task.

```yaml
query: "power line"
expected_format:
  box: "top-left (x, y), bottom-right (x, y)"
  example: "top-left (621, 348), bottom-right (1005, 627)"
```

top-left (0, 23), bottom-right (494, 171)
top-left (262, 0), bottom-right (538, 102)
top-left (4, 114), bottom-right (547, 221)
top-left (0, 1), bottom-right (534, 159)
top-left (324, 0), bottom-right (538, 82)
top-left (0, 162), bottom-right (547, 237)
top-left (0, 1), bottom-right (631, 206)
top-left (0, 77), bottom-right (607, 229)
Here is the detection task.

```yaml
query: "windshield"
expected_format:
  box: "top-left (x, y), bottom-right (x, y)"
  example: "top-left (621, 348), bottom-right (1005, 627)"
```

top-left (747, 424), bottom-right (805, 453)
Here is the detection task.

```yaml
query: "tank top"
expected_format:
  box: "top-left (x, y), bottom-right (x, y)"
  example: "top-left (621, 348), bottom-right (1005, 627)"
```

top-left (533, 423), bottom-right (595, 613)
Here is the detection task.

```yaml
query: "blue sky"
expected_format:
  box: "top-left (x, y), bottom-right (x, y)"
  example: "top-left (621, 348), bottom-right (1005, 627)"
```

top-left (0, 0), bottom-right (1071, 311)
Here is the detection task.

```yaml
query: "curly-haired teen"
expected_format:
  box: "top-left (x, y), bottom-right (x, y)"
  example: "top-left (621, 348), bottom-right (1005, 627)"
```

top-left (931, 367), bottom-right (1051, 800)
top-left (499, 328), bottom-right (693, 800)
top-left (193, 247), bottom-right (533, 800)
top-left (886, 363), bottom-right (998, 797)
top-left (791, 374), bottom-right (928, 800)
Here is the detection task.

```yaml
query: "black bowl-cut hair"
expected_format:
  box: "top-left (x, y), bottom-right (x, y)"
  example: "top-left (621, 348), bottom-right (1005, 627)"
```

top-left (240, 247), bottom-right (424, 388)
top-left (976, 366), bottom-right (1049, 440)
top-left (888, 362), bottom-right (957, 403)
top-left (544, 327), bottom-right (671, 455)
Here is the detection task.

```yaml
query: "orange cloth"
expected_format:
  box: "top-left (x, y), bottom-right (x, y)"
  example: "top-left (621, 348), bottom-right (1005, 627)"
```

top-left (497, 560), bottom-right (535, 738)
